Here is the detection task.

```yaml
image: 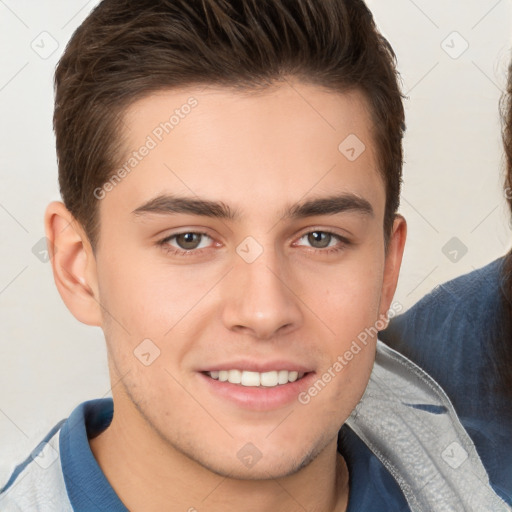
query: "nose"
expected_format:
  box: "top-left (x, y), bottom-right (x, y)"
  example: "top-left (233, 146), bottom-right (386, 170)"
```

top-left (221, 249), bottom-right (303, 340)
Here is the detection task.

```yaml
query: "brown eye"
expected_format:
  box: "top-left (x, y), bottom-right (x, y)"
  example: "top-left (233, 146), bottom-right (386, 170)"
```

top-left (158, 231), bottom-right (215, 256)
top-left (307, 231), bottom-right (333, 249)
top-left (174, 233), bottom-right (203, 250)
top-left (294, 230), bottom-right (349, 254)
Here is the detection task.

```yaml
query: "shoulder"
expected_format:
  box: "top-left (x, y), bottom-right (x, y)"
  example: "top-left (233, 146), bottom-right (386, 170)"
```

top-left (422, 257), bottom-right (502, 310)
top-left (382, 257), bottom-right (503, 356)
top-left (0, 421), bottom-right (71, 512)
top-left (343, 342), bottom-right (510, 511)
top-left (0, 398), bottom-right (115, 512)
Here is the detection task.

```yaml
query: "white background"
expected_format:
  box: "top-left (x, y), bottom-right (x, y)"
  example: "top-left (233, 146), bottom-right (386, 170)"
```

top-left (0, 0), bottom-right (511, 472)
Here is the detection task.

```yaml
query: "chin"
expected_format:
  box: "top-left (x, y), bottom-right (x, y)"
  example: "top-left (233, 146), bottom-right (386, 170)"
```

top-left (183, 438), bottom-right (325, 481)
top-left (202, 455), bottom-right (311, 481)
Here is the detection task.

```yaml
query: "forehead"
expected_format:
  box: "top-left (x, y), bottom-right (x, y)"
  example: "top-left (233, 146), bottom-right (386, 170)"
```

top-left (105, 82), bottom-right (384, 222)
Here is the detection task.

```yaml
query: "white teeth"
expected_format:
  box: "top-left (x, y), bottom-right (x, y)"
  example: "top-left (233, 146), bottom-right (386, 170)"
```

top-left (260, 371), bottom-right (278, 387)
top-left (207, 369), bottom-right (305, 387)
top-left (277, 370), bottom-right (289, 385)
top-left (228, 369), bottom-right (242, 384)
top-left (241, 371), bottom-right (260, 387)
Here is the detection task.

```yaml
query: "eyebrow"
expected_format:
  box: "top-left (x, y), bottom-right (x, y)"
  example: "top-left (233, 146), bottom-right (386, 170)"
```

top-left (132, 193), bottom-right (374, 220)
top-left (132, 195), bottom-right (239, 219)
top-left (284, 194), bottom-right (374, 219)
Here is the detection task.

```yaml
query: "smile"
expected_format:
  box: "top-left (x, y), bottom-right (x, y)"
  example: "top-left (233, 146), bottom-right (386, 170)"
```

top-left (206, 370), bottom-right (306, 387)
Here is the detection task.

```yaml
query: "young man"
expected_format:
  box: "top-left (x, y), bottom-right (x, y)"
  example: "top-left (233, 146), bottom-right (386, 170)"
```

top-left (382, 58), bottom-right (512, 506)
top-left (0, 1), bottom-right (507, 510)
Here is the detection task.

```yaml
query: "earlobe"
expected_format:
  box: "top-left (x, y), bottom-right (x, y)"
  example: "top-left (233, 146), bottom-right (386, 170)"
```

top-left (45, 201), bottom-right (102, 326)
top-left (379, 215), bottom-right (407, 323)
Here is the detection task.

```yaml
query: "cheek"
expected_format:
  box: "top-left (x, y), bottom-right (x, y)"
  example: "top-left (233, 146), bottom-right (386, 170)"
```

top-left (301, 251), bottom-right (385, 338)
top-left (295, 249), bottom-right (384, 402)
top-left (98, 251), bottom-right (217, 329)
top-left (96, 253), bottom-right (227, 377)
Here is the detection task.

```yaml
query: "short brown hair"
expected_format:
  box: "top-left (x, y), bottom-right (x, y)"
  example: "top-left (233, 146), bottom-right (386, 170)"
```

top-left (54, 0), bottom-right (405, 248)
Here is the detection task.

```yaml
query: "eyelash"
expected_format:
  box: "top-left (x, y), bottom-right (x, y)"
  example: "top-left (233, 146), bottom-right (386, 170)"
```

top-left (293, 230), bottom-right (350, 255)
top-left (158, 231), bottom-right (215, 257)
top-left (157, 229), bottom-right (350, 257)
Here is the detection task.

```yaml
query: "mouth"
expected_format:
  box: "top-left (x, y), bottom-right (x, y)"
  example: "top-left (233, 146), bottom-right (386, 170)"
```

top-left (204, 369), bottom-right (307, 388)
top-left (199, 367), bottom-right (315, 410)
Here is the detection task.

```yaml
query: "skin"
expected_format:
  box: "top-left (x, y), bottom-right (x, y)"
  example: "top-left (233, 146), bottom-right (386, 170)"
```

top-left (46, 81), bottom-right (406, 512)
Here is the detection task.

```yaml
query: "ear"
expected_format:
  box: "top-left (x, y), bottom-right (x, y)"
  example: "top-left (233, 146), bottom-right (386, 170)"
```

top-left (45, 201), bottom-right (102, 326)
top-left (378, 215), bottom-right (407, 324)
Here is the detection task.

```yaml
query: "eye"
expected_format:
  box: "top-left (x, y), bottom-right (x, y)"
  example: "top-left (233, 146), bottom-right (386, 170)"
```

top-left (159, 232), bottom-right (214, 255)
top-left (295, 230), bottom-right (349, 252)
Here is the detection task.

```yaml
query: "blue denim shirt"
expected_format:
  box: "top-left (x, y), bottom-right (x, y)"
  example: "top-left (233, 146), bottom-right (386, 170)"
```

top-left (381, 257), bottom-right (512, 505)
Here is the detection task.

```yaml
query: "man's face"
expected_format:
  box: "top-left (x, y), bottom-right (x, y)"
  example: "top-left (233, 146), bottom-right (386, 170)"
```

top-left (93, 82), bottom-right (401, 478)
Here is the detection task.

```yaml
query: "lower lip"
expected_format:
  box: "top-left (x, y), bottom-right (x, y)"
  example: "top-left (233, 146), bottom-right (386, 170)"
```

top-left (198, 372), bottom-right (316, 411)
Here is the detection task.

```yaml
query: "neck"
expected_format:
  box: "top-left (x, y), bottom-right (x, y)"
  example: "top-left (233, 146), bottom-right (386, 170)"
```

top-left (89, 399), bottom-right (349, 512)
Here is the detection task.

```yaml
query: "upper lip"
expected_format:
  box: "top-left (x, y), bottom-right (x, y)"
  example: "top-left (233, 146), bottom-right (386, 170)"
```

top-left (199, 360), bottom-right (313, 373)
